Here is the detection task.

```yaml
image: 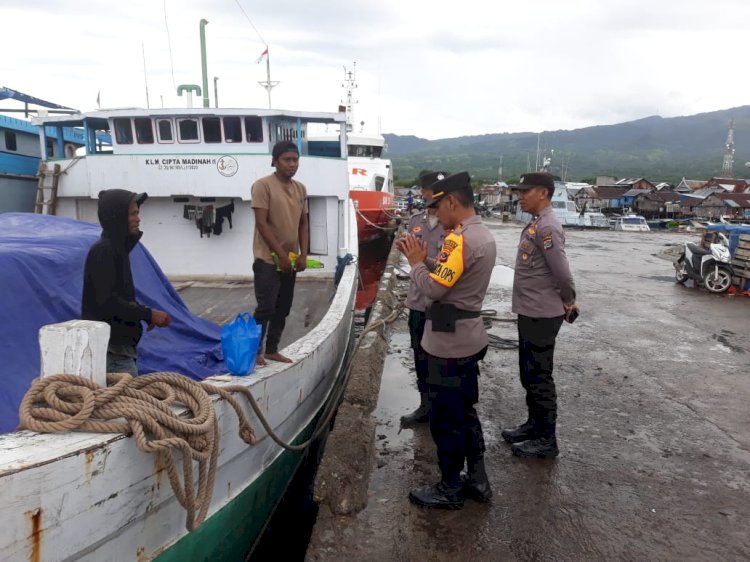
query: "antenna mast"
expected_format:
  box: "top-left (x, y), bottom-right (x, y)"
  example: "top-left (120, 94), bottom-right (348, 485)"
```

top-left (342, 62), bottom-right (358, 132)
top-left (721, 118), bottom-right (735, 178)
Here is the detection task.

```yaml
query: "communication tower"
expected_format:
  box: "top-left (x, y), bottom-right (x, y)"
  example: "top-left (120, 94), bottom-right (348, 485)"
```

top-left (721, 118), bottom-right (735, 178)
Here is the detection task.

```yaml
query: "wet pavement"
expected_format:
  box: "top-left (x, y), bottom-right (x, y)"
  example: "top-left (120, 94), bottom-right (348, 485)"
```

top-left (308, 222), bottom-right (750, 561)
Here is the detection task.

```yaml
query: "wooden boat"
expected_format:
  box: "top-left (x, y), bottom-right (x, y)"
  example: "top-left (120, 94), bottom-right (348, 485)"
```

top-left (0, 106), bottom-right (358, 561)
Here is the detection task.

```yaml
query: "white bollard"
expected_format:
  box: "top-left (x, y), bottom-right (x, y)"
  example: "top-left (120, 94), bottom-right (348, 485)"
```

top-left (39, 320), bottom-right (110, 388)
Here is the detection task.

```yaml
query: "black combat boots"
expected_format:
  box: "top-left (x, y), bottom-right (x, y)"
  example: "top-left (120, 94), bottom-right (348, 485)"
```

top-left (511, 436), bottom-right (559, 458)
top-left (501, 420), bottom-right (536, 443)
top-left (461, 456), bottom-right (492, 502)
top-left (400, 392), bottom-right (429, 425)
top-left (409, 480), bottom-right (464, 510)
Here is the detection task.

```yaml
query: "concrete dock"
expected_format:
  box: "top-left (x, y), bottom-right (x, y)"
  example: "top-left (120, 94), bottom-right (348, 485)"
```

top-left (307, 221), bottom-right (750, 561)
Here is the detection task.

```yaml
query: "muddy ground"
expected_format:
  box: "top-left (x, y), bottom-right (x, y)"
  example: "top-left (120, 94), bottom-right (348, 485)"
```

top-left (307, 222), bottom-right (750, 561)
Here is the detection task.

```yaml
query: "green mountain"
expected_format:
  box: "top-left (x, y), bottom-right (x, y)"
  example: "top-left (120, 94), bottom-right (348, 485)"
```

top-left (385, 106), bottom-right (750, 185)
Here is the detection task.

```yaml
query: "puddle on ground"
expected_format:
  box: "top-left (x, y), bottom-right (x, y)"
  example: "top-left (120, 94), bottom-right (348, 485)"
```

top-left (373, 332), bottom-right (421, 450)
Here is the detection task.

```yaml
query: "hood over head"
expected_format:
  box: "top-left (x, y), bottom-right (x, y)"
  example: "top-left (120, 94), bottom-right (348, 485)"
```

top-left (97, 189), bottom-right (147, 251)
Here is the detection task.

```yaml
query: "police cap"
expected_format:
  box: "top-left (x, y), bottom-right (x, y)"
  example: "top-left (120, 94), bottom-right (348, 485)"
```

top-left (427, 171), bottom-right (472, 207)
top-left (514, 172), bottom-right (555, 197)
top-left (418, 170), bottom-right (449, 189)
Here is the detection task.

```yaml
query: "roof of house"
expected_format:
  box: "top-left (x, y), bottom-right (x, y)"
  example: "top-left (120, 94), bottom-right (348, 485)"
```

top-left (676, 178), bottom-right (707, 190)
top-left (594, 186), bottom-right (629, 198)
top-left (638, 191), bottom-right (681, 202)
top-left (622, 189), bottom-right (652, 197)
top-left (716, 193), bottom-right (750, 207)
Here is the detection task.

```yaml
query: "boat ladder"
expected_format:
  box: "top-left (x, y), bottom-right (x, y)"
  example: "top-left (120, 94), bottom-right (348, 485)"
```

top-left (35, 162), bottom-right (61, 215)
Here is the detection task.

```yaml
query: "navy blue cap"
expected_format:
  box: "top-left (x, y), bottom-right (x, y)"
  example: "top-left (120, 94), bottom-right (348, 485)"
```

top-left (427, 171), bottom-right (472, 207)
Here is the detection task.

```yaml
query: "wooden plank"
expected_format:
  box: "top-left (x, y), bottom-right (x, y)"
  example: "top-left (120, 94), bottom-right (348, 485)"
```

top-left (739, 233), bottom-right (750, 242)
top-left (735, 248), bottom-right (750, 258)
top-left (738, 242), bottom-right (750, 251)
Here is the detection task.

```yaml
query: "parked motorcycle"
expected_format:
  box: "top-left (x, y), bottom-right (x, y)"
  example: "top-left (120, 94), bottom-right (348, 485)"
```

top-left (674, 233), bottom-right (734, 293)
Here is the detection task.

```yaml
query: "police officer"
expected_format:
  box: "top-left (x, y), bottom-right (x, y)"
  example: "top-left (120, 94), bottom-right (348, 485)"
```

top-left (397, 171), bottom-right (496, 509)
top-left (400, 170), bottom-right (449, 425)
top-left (503, 172), bottom-right (579, 458)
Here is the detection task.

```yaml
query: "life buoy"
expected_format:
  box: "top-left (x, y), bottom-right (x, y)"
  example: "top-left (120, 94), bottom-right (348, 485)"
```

top-left (64, 143), bottom-right (76, 158)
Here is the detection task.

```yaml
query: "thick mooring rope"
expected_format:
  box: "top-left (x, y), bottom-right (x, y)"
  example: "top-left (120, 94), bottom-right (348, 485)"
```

top-left (17, 371), bottom-right (257, 532)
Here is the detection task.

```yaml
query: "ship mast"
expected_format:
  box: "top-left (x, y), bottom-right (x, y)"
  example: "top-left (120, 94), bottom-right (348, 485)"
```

top-left (342, 63), bottom-right (358, 133)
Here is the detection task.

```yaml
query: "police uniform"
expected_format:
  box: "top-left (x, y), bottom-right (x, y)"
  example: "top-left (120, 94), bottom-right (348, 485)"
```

top-left (509, 176), bottom-right (576, 457)
top-left (405, 209), bottom-right (447, 389)
top-left (408, 172), bottom-right (496, 506)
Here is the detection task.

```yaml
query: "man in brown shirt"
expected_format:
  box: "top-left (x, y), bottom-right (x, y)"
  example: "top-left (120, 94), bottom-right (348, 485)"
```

top-left (398, 171), bottom-right (496, 510)
top-left (251, 140), bottom-right (309, 364)
top-left (504, 172), bottom-right (578, 458)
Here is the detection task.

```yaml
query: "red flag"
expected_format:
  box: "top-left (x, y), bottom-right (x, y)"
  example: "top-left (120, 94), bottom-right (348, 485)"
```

top-left (255, 48), bottom-right (269, 64)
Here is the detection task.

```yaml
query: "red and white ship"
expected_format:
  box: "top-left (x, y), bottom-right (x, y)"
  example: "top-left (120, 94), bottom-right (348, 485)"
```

top-left (346, 131), bottom-right (396, 243)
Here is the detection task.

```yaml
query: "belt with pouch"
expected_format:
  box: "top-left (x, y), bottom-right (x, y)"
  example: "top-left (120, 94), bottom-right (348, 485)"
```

top-left (427, 302), bottom-right (480, 333)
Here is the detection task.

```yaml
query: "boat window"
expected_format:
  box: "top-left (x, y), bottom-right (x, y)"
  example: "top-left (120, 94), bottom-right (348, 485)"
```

top-left (223, 116), bottom-right (242, 143)
top-left (114, 118), bottom-right (133, 144)
top-left (45, 139), bottom-right (54, 158)
top-left (202, 117), bottom-right (222, 143)
top-left (348, 144), bottom-right (382, 158)
top-left (245, 116), bottom-right (263, 142)
top-left (4, 131), bottom-right (17, 151)
top-left (623, 217), bottom-right (645, 225)
top-left (134, 118), bottom-right (154, 144)
top-left (177, 119), bottom-right (200, 143)
top-left (157, 119), bottom-right (174, 143)
top-left (552, 201), bottom-right (566, 208)
top-left (374, 176), bottom-right (385, 192)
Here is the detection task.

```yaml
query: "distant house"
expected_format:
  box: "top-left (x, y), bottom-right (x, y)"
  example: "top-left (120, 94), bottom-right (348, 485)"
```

top-left (654, 182), bottom-right (673, 191)
top-left (679, 195), bottom-right (703, 217)
top-left (574, 186), bottom-right (602, 209)
top-left (620, 188), bottom-right (653, 210)
top-left (613, 178), bottom-right (657, 191)
top-left (593, 186), bottom-right (628, 211)
top-left (704, 177), bottom-right (749, 194)
top-left (633, 191), bottom-right (681, 218)
top-left (478, 182), bottom-right (508, 206)
top-left (675, 178), bottom-right (707, 193)
top-left (694, 193), bottom-right (750, 219)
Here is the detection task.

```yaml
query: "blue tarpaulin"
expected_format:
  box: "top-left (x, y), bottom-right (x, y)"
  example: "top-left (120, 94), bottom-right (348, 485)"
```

top-left (0, 213), bottom-right (226, 433)
top-left (706, 223), bottom-right (750, 255)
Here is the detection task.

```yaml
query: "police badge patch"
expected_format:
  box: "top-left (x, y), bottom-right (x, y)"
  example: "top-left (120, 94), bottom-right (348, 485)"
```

top-left (542, 231), bottom-right (553, 250)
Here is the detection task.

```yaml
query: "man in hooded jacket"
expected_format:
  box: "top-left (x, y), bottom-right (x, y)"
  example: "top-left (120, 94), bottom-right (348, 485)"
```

top-left (82, 189), bottom-right (171, 375)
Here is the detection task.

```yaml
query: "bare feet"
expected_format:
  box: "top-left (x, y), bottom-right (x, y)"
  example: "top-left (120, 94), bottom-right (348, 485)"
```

top-left (256, 355), bottom-right (267, 367)
top-left (265, 352), bottom-right (293, 363)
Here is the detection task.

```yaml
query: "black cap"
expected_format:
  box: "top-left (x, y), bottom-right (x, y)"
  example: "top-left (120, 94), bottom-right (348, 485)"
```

top-left (134, 192), bottom-right (148, 206)
top-left (427, 171), bottom-right (472, 207)
top-left (418, 170), bottom-right (449, 189)
top-left (514, 172), bottom-right (555, 195)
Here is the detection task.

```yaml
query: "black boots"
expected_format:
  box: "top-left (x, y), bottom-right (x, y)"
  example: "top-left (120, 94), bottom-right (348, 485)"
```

top-left (511, 436), bottom-right (559, 458)
top-left (501, 420), bottom-right (536, 443)
top-left (409, 480), bottom-right (464, 510)
top-left (400, 392), bottom-right (429, 425)
top-left (461, 457), bottom-right (492, 502)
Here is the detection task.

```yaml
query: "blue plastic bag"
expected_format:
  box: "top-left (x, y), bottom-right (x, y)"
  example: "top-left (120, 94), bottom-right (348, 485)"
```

top-left (221, 313), bottom-right (262, 375)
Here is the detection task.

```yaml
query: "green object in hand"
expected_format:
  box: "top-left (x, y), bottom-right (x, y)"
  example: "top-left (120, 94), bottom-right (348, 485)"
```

top-left (271, 252), bottom-right (324, 271)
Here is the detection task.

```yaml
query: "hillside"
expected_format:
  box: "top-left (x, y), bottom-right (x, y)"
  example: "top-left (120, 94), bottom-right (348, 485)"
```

top-left (384, 106), bottom-right (750, 184)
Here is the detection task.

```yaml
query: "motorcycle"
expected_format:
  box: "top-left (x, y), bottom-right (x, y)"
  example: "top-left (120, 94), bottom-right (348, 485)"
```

top-left (674, 232), bottom-right (734, 293)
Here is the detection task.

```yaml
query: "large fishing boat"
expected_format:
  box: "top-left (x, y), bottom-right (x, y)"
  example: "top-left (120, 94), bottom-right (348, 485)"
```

top-left (0, 87), bottom-right (85, 213)
top-left (0, 105), bottom-right (358, 560)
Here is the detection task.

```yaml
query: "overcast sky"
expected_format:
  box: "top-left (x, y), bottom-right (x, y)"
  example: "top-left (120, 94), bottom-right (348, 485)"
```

top-left (3, 0), bottom-right (750, 139)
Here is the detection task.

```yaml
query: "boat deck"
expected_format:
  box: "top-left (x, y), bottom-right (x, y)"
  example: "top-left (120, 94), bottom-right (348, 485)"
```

top-left (175, 277), bottom-right (335, 349)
